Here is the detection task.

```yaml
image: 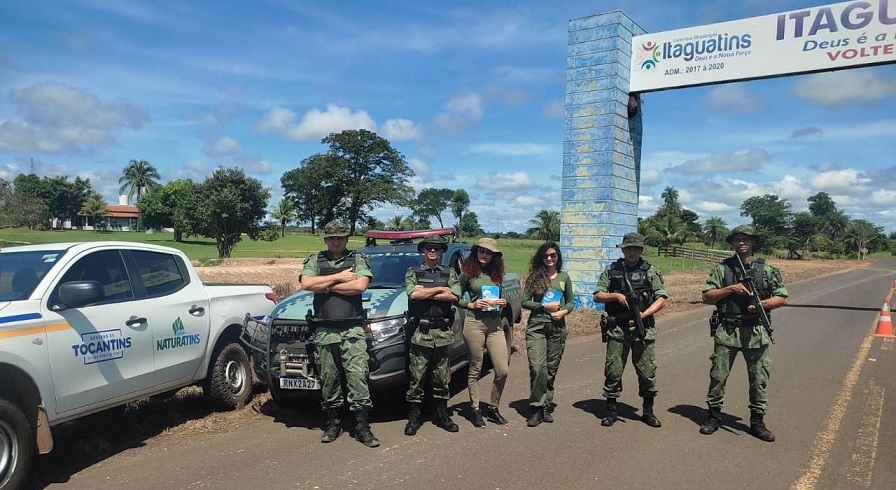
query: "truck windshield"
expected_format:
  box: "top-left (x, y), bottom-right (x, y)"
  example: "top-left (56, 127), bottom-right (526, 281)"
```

top-left (0, 250), bottom-right (65, 301)
top-left (366, 252), bottom-right (424, 288)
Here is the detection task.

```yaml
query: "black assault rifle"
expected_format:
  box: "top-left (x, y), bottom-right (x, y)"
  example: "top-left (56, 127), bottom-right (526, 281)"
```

top-left (621, 268), bottom-right (647, 341)
top-left (735, 254), bottom-right (775, 344)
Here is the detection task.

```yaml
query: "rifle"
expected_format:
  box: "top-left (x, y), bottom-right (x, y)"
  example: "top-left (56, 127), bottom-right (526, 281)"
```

top-left (734, 254), bottom-right (774, 344)
top-left (621, 267), bottom-right (647, 341)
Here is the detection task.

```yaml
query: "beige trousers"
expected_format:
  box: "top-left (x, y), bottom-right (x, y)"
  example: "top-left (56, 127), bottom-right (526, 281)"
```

top-left (463, 316), bottom-right (509, 408)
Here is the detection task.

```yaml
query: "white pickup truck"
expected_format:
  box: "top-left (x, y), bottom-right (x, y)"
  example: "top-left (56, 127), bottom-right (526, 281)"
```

top-left (0, 241), bottom-right (277, 489)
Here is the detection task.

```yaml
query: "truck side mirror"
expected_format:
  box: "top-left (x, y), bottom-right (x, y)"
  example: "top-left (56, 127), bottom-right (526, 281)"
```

top-left (54, 281), bottom-right (106, 310)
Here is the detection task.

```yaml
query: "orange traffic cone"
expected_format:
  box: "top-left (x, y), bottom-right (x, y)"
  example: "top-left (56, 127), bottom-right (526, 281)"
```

top-left (874, 301), bottom-right (894, 337)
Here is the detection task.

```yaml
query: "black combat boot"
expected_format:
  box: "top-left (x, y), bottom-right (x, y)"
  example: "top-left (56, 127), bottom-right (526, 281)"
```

top-left (527, 406), bottom-right (544, 427)
top-left (404, 403), bottom-right (422, 436)
top-left (353, 409), bottom-right (380, 448)
top-left (641, 397), bottom-right (662, 428)
top-left (699, 407), bottom-right (722, 435)
top-left (601, 398), bottom-right (617, 427)
top-left (543, 405), bottom-right (554, 423)
top-left (486, 405), bottom-right (509, 425)
top-left (471, 408), bottom-right (486, 428)
top-left (435, 400), bottom-right (459, 432)
top-left (320, 408), bottom-right (342, 443)
top-left (749, 412), bottom-right (776, 442)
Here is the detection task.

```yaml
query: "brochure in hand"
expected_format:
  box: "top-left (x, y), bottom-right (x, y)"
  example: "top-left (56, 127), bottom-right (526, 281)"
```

top-left (481, 285), bottom-right (501, 311)
top-left (542, 288), bottom-right (563, 305)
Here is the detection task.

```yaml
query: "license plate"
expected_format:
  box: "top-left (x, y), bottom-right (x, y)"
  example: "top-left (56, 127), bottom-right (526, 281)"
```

top-left (279, 376), bottom-right (320, 390)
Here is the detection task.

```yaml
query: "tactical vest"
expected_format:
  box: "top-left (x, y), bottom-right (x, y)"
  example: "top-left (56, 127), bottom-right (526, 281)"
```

top-left (312, 251), bottom-right (364, 320)
top-left (408, 266), bottom-right (453, 319)
top-left (716, 256), bottom-right (771, 320)
top-left (605, 259), bottom-right (653, 319)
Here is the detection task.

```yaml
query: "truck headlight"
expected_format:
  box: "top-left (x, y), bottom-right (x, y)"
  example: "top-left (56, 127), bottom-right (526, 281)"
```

top-left (367, 317), bottom-right (405, 343)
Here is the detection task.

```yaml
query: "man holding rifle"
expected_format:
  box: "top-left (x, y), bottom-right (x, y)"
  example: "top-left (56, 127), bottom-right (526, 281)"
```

top-left (593, 233), bottom-right (668, 428)
top-left (699, 225), bottom-right (788, 442)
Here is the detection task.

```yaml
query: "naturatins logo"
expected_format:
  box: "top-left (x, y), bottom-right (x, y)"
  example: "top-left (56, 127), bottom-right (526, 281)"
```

top-left (156, 317), bottom-right (201, 351)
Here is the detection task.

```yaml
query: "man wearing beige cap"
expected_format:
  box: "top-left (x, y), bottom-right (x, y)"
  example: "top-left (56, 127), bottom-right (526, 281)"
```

top-left (593, 232), bottom-right (668, 429)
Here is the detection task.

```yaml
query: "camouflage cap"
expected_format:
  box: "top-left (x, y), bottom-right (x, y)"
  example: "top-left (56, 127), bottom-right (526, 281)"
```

top-left (726, 224), bottom-right (757, 243)
top-left (617, 232), bottom-right (645, 249)
top-left (417, 234), bottom-right (448, 253)
top-left (321, 221), bottom-right (350, 238)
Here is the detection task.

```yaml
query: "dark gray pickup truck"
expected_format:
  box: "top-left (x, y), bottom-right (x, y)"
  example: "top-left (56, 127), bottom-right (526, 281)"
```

top-left (241, 228), bottom-right (522, 405)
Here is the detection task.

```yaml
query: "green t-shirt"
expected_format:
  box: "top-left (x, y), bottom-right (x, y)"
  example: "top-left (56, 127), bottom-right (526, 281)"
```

top-left (522, 271), bottom-right (575, 327)
top-left (594, 259), bottom-right (668, 341)
top-left (300, 250), bottom-right (372, 345)
top-left (458, 272), bottom-right (503, 320)
top-left (404, 264), bottom-right (461, 347)
top-left (702, 257), bottom-right (788, 348)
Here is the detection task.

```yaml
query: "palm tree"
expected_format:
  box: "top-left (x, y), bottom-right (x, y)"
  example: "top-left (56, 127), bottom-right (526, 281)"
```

top-left (80, 192), bottom-right (108, 231)
top-left (660, 186), bottom-right (681, 216)
top-left (702, 216), bottom-right (728, 249)
top-left (270, 199), bottom-right (297, 238)
top-left (652, 214), bottom-right (690, 246)
top-left (821, 210), bottom-right (849, 242)
top-left (387, 214), bottom-right (405, 231)
top-left (119, 159), bottom-right (161, 205)
top-left (526, 209), bottom-right (561, 241)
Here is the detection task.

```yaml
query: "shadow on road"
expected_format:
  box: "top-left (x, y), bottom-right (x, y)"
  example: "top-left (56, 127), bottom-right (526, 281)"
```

top-left (572, 398), bottom-right (641, 423)
top-left (668, 404), bottom-right (749, 434)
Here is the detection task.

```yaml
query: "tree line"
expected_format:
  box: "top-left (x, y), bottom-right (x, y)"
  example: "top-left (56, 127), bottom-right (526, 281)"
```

top-left (638, 186), bottom-right (892, 259)
top-left (2, 130), bottom-right (891, 260)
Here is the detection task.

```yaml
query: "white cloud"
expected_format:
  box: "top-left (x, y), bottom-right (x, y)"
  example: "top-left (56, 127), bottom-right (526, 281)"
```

top-left (705, 84), bottom-right (766, 113)
top-left (792, 69), bottom-right (896, 107)
top-left (872, 189), bottom-right (896, 205)
top-left (809, 169), bottom-right (870, 193)
top-left (475, 171), bottom-right (534, 190)
top-left (667, 149), bottom-right (770, 174)
top-left (409, 158), bottom-right (430, 176)
top-left (0, 82), bottom-right (146, 153)
top-left (639, 168), bottom-right (661, 187)
top-left (203, 136), bottom-right (241, 157)
top-left (692, 200), bottom-right (733, 213)
top-left (432, 92), bottom-right (484, 134)
top-left (381, 118), bottom-right (422, 141)
top-left (255, 104), bottom-right (376, 140)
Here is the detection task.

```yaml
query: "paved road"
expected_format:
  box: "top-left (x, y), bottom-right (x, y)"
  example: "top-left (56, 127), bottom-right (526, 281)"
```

top-left (34, 258), bottom-right (896, 489)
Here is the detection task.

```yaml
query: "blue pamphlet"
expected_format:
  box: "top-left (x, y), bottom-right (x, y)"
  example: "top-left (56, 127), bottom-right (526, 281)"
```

top-left (542, 288), bottom-right (563, 305)
top-left (481, 285), bottom-right (501, 311)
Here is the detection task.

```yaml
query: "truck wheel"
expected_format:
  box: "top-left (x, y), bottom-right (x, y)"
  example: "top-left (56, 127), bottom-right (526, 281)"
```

top-left (0, 399), bottom-right (33, 490)
top-left (206, 343), bottom-right (252, 410)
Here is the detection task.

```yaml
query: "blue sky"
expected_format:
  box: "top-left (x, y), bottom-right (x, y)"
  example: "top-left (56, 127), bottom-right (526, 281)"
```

top-left (1, 0), bottom-right (894, 234)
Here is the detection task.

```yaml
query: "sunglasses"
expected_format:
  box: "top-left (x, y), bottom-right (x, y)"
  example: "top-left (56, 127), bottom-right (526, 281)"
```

top-left (544, 253), bottom-right (558, 259)
top-left (423, 246), bottom-right (442, 252)
top-left (477, 249), bottom-right (493, 255)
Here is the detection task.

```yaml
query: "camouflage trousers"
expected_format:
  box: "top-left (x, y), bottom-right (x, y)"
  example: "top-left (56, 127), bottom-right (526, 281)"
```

top-left (706, 343), bottom-right (770, 414)
top-left (526, 321), bottom-right (567, 407)
top-left (406, 344), bottom-right (450, 403)
top-left (602, 337), bottom-right (657, 399)
top-left (316, 337), bottom-right (372, 411)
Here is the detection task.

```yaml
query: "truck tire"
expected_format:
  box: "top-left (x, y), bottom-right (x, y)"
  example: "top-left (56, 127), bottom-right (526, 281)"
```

top-left (206, 343), bottom-right (252, 410)
top-left (0, 399), bottom-right (33, 490)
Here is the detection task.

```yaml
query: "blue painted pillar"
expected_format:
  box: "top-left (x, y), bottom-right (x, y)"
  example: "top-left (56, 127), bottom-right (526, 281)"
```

top-left (562, 11), bottom-right (645, 308)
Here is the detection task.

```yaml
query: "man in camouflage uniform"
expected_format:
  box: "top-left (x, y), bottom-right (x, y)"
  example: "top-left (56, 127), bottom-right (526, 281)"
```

top-left (300, 221), bottom-right (379, 447)
top-left (592, 232), bottom-right (668, 428)
top-left (403, 234), bottom-right (462, 435)
top-left (699, 225), bottom-right (788, 442)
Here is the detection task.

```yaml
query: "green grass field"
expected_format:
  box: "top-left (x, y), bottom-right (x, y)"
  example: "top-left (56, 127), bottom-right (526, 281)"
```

top-left (0, 228), bottom-right (713, 277)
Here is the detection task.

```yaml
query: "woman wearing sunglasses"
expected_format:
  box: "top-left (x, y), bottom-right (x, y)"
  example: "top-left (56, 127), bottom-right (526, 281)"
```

top-left (458, 237), bottom-right (509, 428)
top-left (521, 241), bottom-right (574, 427)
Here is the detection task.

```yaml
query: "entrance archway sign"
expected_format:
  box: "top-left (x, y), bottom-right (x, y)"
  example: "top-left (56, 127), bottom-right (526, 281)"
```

top-left (563, 0), bottom-right (896, 308)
